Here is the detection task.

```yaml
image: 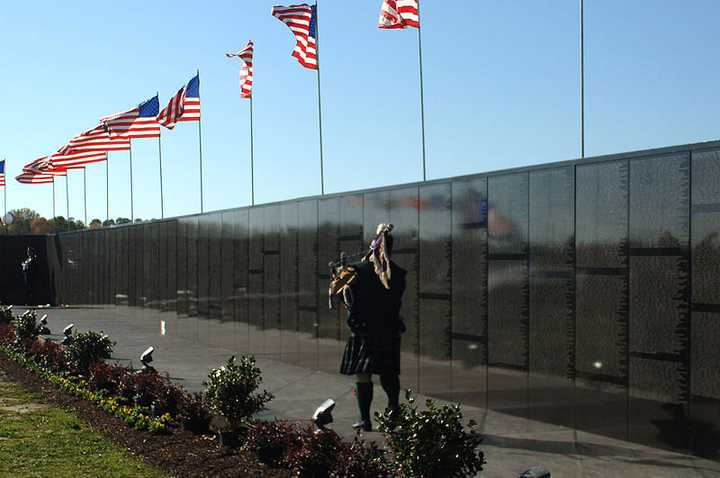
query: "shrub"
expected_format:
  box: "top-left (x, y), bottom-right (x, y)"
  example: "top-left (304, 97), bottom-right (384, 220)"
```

top-left (88, 361), bottom-right (128, 395)
top-left (112, 368), bottom-right (184, 416)
top-left (29, 340), bottom-right (67, 372)
top-left (376, 390), bottom-right (485, 478)
top-left (65, 330), bottom-right (114, 374)
top-left (0, 323), bottom-right (14, 346)
top-left (205, 355), bottom-right (273, 430)
top-left (243, 420), bottom-right (302, 468)
top-left (285, 427), bottom-right (344, 478)
top-left (331, 436), bottom-right (391, 478)
top-left (13, 311), bottom-right (43, 351)
top-left (178, 392), bottom-right (212, 434)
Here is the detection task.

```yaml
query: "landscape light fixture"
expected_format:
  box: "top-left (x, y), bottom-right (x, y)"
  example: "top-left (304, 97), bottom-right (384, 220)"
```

top-left (519, 466), bottom-right (551, 478)
top-left (140, 346), bottom-right (155, 373)
top-left (312, 399), bottom-right (335, 432)
top-left (39, 314), bottom-right (50, 335)
top-left (61, 323), bottom-right (75, 345)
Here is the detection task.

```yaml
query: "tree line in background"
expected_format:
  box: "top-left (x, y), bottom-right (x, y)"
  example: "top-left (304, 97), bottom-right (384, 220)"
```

top-left (1, 208), bottom-right (147, 235)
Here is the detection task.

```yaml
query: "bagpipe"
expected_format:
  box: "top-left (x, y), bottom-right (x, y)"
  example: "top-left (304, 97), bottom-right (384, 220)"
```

top-left (327, 251), bottom-right (366, 310)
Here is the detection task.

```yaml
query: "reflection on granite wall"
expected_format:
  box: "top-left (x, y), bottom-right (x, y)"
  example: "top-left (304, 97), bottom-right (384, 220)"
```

top-left (40, 143), bottom-right (720, 460)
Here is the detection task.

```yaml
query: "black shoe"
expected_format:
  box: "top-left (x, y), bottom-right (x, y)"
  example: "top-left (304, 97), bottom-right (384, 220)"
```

top-left (352, 420), bottom-right (372, 432)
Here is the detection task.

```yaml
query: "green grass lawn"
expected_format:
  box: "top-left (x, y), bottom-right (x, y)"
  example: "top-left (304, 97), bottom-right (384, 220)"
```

top-left (0, 372), bottom-right (166, 478)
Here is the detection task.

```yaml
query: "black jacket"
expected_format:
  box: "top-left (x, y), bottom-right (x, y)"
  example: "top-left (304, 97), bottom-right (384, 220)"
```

top-left (345, 260), bottom-right (406, 337)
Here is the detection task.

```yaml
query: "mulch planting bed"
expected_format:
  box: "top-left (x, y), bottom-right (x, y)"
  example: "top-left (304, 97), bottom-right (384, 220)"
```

top-left (0, 351), bottom-right (290, 478)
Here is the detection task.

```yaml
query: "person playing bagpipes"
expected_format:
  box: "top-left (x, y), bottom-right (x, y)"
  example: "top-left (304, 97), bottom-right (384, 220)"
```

top-left (328, 224), bottom-right (406, 431)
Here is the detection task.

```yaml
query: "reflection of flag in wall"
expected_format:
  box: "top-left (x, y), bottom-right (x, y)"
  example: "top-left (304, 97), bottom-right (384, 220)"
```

top-left (101, 95), bottom-right (161, 138)
top-left (378, 0), bottom-right (420, 29)
top-left (157, 74), bottom-right (201, 129)
top-left (62, 124), bottom-right (131, 153)
top-left (272, 4), bottom-right (318, 70)
top-left (226, 41), bottom-right (254, 99)
top-left (0, 160), bottom-right (5, 186)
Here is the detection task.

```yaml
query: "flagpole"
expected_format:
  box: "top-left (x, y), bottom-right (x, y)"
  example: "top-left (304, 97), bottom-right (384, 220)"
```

top-left (314, 2), bottom-right (325, 195)
top-left (197, 69), bottom-right (204, 213)
top-left (3, 159), bottom-right (6, 234)
top-left (52, 177), bottom-right (56, 219)
top-left (106, 158), bottom-right (109, 222)
top-left (83, 168), bottom-right (87, 226)
top-left (65, 173), bottom-right (70, 219)
top-left (579, 0), bottom-right (585, 159)
top-left (158, 128), bottom-right (165, 219)
top-left (129, 141), bottom-right (134, 221)
top-left (250, 96), bottom-right (255, 205)
top-left (416, 2), bottom-right (427, 181)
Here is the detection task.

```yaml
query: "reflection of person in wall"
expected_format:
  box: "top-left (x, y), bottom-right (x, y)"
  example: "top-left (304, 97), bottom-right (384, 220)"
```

top-left (21, 246), bottom-right (37, 305)
top-left (333, 224), bottom-right (407, 431)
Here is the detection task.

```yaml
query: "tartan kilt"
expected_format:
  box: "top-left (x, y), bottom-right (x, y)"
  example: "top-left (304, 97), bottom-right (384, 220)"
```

top-left (339, 334), bottom-right (401, 375)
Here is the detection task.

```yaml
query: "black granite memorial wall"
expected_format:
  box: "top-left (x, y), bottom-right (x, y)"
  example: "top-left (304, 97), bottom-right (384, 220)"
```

top-left (4, 140), bottom-right (719, 459)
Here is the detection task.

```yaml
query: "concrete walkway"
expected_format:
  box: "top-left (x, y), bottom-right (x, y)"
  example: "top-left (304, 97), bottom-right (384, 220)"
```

top-left (21, 305), bottom-right (720, 478)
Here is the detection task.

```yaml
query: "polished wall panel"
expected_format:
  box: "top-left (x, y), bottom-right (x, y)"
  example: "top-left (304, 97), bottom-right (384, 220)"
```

top-left (176, 219), bottom-right (189, 314)
top-left (248, 207), bottom-right (265, 354)
top-left (418, 183), bottom-right (452, 395)
top-left (451, 177), bottom-right (488, 408)
top-left (233, 210), bottom-right (250, 353)
top-left (297, 199), bottom-right (319, 369)
top-left (197, 215), bottom-right (210, 318)
top-left (628, 154), bottom-right (690, 449)
top-left (389, 186), bottom-right (420, 390)
top-left (207, 213), bottom-right (223, 320)
top-left (528, 167), bottom-right (575, 430)
top-left (221, 212), bottom-right (235, 321)
top-left (690, 149), bottom-right (720, 458)
top-left (280, 202), bottom-right (299, 360)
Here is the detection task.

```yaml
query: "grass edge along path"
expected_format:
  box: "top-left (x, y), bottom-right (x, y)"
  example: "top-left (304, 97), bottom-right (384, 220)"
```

top-left (0, 369), bottom-right (167, 478)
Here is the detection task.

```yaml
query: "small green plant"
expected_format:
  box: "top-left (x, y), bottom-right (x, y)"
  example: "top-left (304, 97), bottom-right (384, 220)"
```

top-left (376, 390), bottom-right (485, 478)
top-left (65, 330), bottom-right (114, 375)
top-left (205, 355), bottom-right (273, 430)
top-left (330, 435), bottom-right (391, 478)
top-left (13, 311), bottom-right (43, 351)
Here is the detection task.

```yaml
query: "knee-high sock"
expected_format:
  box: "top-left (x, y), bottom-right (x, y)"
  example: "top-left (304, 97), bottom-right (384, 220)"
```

top-left (380, 374), bottom-right (400, 410)
top-left (355, 382), bottom-right (373, 423)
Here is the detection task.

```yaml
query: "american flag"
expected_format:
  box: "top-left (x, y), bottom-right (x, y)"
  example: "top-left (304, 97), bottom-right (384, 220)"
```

top-left (157, 74), bottom-right (201, 129)
top-left (15, 171), bottom-right (55, 184)
top-left (50, 150), bottom-right (107, 170)
top-left (17, 158), bottom-right (56, 184)
top-left (101, 95), bottom-right (161, 139)
top-left (226, 41), bottom-right (254, 99)
top-left (272, 4), bottom-right (318, 70)
top-left (0, 160), bottom-right (5, 187)
top-left (63, 124), bottom-right (131, 153)
top-left (378, 0), bottom-right (420, 29)
top-left (24, 157), bottom-right (66, 177)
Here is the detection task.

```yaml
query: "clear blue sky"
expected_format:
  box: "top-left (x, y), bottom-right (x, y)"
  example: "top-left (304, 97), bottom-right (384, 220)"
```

top-left (1, 1), bottom-right (718, 221)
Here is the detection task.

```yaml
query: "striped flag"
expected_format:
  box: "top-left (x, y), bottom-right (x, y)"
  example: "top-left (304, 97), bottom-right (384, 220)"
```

top-left (15, 171), bottom-right (55, 184)
top-left (157, 74), bottom-right (201, 129)
top-left (17, 159), bottom-right (56, 184)
top-left (272, 4), bottom-right (318, 70)
top-left (378, 0), bottom-right (420, 29)
top-left (50, 150), bottom-right (107, 170)
top-left (0, 160), bottom-right (5, 187)
top-left (101, 95), bottom-right (161, 139)
top-left (226, 41), bottom-right (254, 99)
top-left (24, 157), bottom-right (66, 177)
top-left (63, 124), bottom-right (131, 153)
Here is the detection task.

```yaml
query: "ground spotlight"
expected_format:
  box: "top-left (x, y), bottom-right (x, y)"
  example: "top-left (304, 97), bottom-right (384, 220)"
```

top-left (519, 466), bottom-right (551, 478)
top-left (61, 323), bottom-right (75, 345)
top-left (312, 399), bottom-right (335, 432)
top-left (39, 314), bottom-right (50, 335)
top-left (140, 346), bottom-right (155, 372)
